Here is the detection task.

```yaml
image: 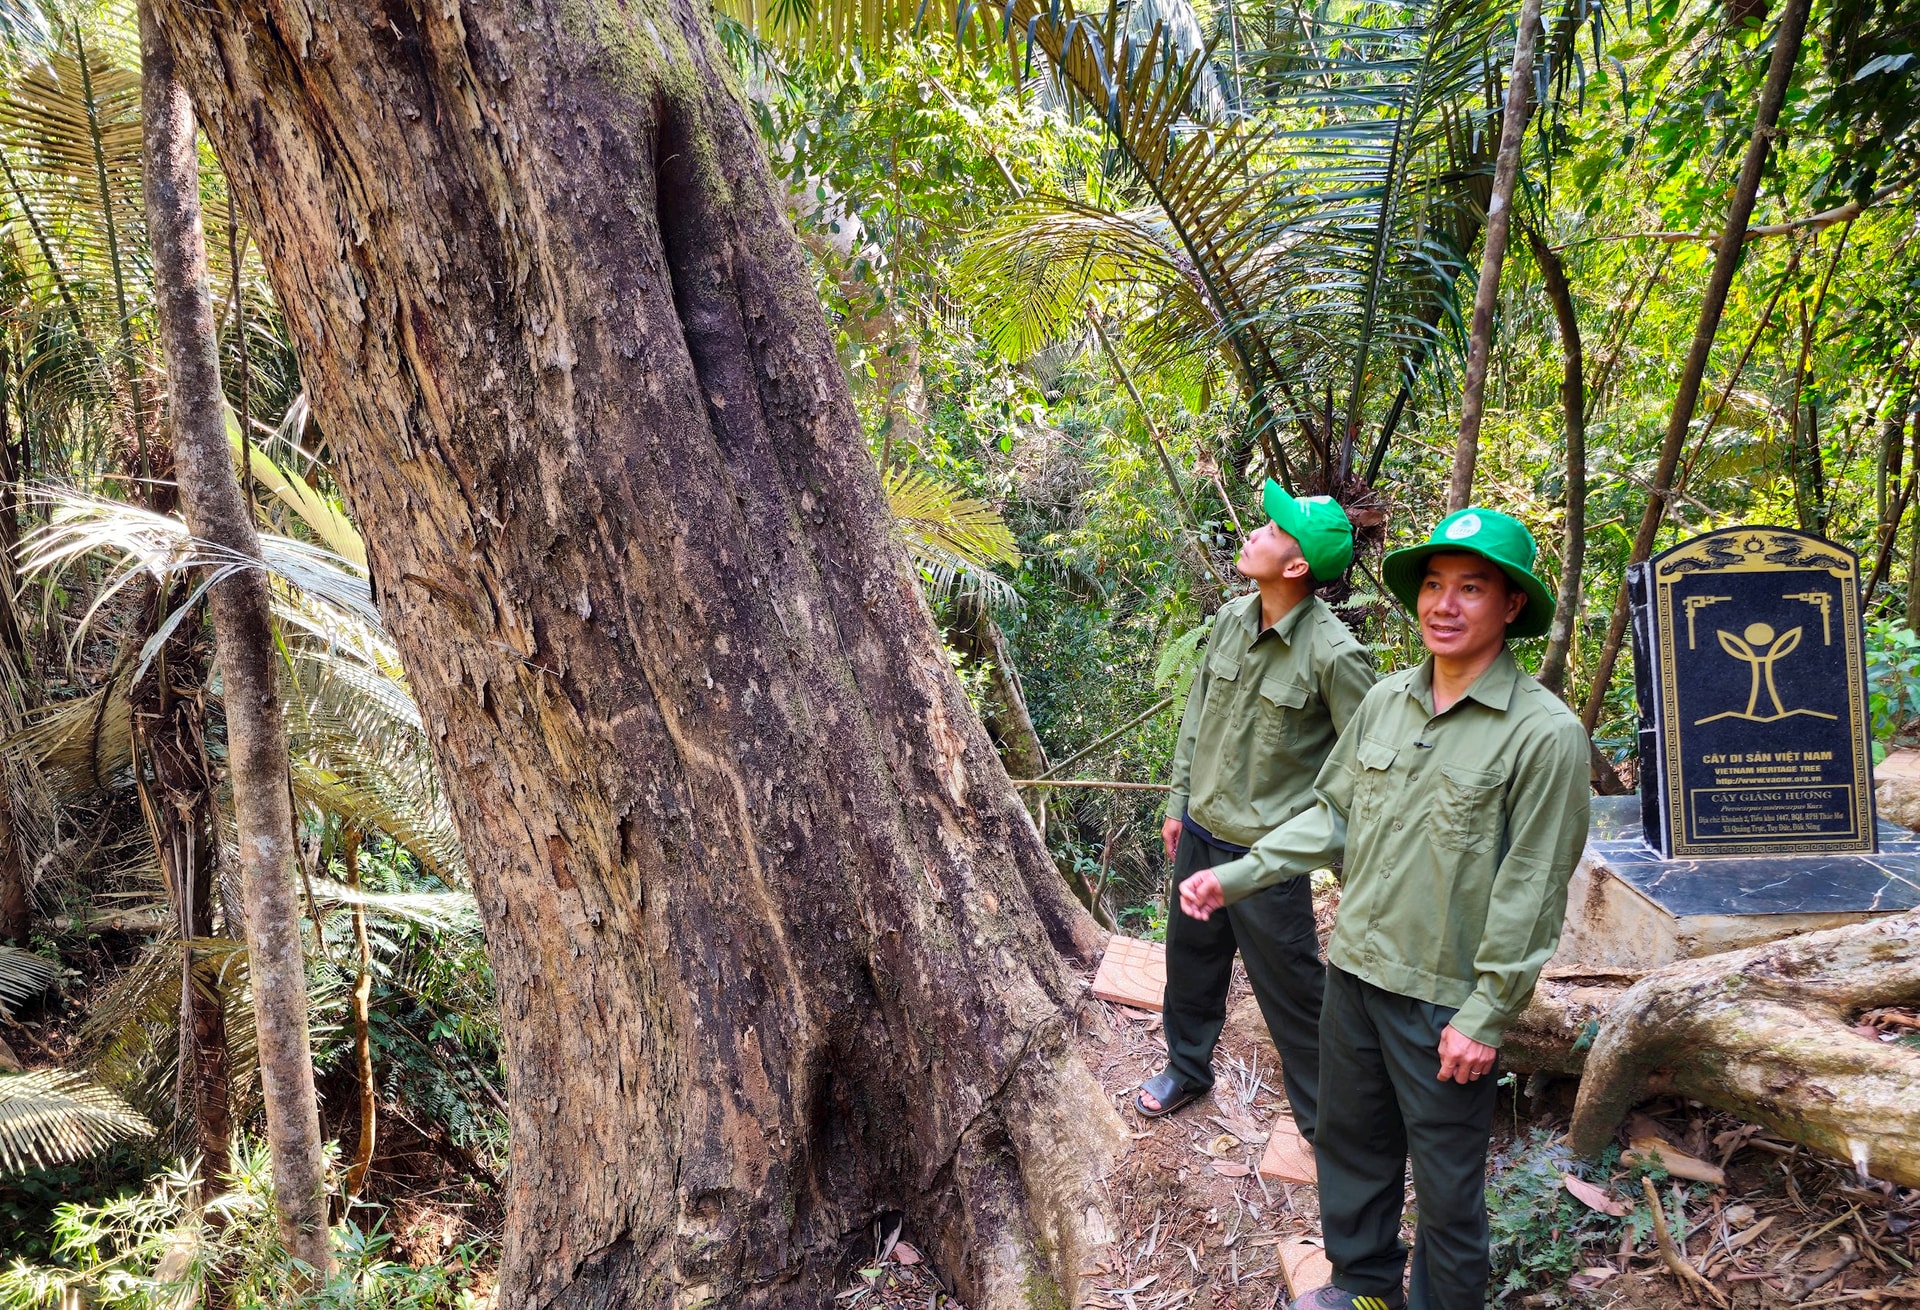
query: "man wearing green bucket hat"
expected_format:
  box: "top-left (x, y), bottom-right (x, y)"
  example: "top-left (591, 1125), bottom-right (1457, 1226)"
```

top-left (1180, 507), bottom-right (1590, 1310)
top-left (1135, 481), bottom-right (1375, 1138)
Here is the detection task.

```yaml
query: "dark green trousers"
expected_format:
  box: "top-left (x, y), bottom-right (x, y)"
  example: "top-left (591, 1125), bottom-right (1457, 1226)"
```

top-left (1316, 964), bottom-right (1498, 1310)
top-left (1161, 819), bottom-right (1324, 1140)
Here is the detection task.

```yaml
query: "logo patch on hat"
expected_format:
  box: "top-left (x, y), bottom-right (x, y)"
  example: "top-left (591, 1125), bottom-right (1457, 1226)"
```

top-left (1443, 513), bottom-right (1482, 541)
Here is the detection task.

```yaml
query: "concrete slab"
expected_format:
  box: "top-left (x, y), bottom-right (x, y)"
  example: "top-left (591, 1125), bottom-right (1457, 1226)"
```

top-left (1090, 935), bottom-right (1166, 1012)
top-left (1549, 794), bottom-right (1920, 974)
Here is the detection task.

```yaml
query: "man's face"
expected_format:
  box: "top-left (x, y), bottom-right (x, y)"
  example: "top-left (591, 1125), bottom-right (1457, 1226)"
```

top-left (1417, 552), bottom-right (1525, 662)
top-left (1236, 522), bottom-right (1310, 584)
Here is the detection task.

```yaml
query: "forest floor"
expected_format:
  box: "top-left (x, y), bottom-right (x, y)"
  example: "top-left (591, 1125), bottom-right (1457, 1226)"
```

top-left (840, 885), bottom-right (1920, 1310)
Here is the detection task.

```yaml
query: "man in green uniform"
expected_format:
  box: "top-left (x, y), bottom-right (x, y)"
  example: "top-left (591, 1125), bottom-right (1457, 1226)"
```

top-left (1180, 508), bottom-right (1591, 1310)
top-left (1135, 482), bottom-right (1376, 1140)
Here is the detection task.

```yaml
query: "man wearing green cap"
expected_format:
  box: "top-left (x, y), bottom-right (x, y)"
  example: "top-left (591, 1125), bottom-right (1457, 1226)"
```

top-left (1181, 507), bottom-right (1591, 1310)
top-left (1135, 481), bottom-right (1375, 1138)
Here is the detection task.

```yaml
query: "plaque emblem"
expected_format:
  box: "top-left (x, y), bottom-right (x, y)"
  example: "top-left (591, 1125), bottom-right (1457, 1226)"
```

top-left (1696, 621), bottom-right (1837, 725)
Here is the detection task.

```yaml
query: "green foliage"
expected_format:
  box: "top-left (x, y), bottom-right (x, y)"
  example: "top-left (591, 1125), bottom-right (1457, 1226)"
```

top-left (1152, 613), bottom-right (1212, 703)
top-left (1487, 1130), bottom-right (1664, 1304)
top-left (0, 1147), bottom-right (150, 1263)
top-left (306, 839), bottom-right (507, 1181)
top-left (1865, 619), bottom-right (1920, 746)
top-left (884, 464), bottom-right (1022, 607)
top-left (0, 1143), bottom-right (492, 1308)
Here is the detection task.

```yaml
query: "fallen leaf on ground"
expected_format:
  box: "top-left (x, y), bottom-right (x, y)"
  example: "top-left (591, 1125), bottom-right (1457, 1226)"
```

top-left (892, 1242), bottom-right (920, 1266)
top-left (1212, 1162), bottom-right (1250, 1177)
top-left (1724, 1216), bottom-right (1774, 1251)
top-left (1564, 1174), bottom-right (1629, 1216)
top-left (1623, 1137), bottom-right (1726, 1187)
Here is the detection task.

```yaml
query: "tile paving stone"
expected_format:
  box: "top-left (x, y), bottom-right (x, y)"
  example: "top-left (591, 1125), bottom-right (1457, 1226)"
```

top-left (1090, 935), bottom-right (1167, 1012)
top-left (1278, 1236), bottom-right (1334, 1300)
top-left (1258, 1119), bottom-right (1317, 1185)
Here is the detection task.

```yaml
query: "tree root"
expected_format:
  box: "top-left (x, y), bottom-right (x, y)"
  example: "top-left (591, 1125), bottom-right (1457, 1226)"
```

top-left (1566, 911), bottom-right (1920, 1186)
top-left (1501, 978), bottom-right (1628, 1076)
top-left (1644, 1176), bottom-right (1726, 1308)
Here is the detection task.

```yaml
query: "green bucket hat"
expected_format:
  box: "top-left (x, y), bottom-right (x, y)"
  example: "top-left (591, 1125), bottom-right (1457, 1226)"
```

top-left (1380, 508), bottom-right (1555, 640)
top-left (1262, 480), bottom-right (1355, 583)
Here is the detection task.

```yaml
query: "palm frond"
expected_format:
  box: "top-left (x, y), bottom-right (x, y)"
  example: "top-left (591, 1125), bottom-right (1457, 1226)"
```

top-left (307, 877), bottom-right (479, 935)
top-left (3, 681), bottom-right (135, 800)
top-left (229, 414), bottom-right (368, 569)
top-left (884, 466), bottom-right (1021, 608)
top-left (0, 1068), bottom-right (154, 1173)
top-left (12, 490), bottom-right (460, 875)
top-left (0, 944), bottom-right (56, 1020)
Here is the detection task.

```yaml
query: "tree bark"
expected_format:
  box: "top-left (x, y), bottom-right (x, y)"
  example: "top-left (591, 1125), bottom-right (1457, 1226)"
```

top-left (0, 783), bottom-right (25, 948)
top-left (1529, 228), bottom-right (1584, 698)
top-left (140, 1), bottom-right (329, 1272)
top-left (1565, 911), bottom-right (1920, 1188)
top-left (1578, 0), bottom-right (1813, 732)
top-left (129, 589), bottom-right (234, 1187)
top-left (343, 831), bottom-right (378, 1200)
top-left (1497, 979), bottom-right (1618, 1077)
top-left (146, 3), bottom-right (1118, 1306)
top-left (1445, 0), bottom-right (1542, 512)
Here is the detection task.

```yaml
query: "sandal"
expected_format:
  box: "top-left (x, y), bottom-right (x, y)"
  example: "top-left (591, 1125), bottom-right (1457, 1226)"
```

top-left (1134, 1070), bottom-right (1203, 1118)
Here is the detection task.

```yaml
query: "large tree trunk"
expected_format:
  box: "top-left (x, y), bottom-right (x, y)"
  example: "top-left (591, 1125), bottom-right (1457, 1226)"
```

top-left (1564, 911), bottom-right (1920, 1187)
top-left (140, 2), bottom-right (329, 1271)
top-left (146, 3), bottom-right (1119, 1307)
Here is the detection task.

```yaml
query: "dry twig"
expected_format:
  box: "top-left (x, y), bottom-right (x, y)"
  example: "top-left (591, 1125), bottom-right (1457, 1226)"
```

top-left (1645, 1176), bottom-right (1729, 1307)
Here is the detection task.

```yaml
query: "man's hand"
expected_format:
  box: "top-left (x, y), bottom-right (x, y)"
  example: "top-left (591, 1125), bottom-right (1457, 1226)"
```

top-left (1179, 870), bottom-right (1225, 921)
top-left (1162, 817), bottom-right (1183, 863)
top-left (1436, 1024), bottom-right (1497, 1085)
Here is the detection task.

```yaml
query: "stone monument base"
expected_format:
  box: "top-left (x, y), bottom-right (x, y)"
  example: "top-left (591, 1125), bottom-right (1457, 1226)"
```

top-left (1548, 795), bottom-right (1920, 975)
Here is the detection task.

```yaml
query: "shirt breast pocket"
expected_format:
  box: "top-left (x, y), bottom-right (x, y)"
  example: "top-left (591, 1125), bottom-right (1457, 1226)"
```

top-left (1256, 676), bottom-right (1308, 748)
top-left (1354, 736), bottom-right (1398, 822)
top-left (1204, 648), bottom-right (1243, 717)
top-left (1433, 763), bottom-right (1505, 854)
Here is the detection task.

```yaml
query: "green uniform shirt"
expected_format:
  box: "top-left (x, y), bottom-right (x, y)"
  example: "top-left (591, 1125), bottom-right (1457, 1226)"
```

top-left (1166, 592), bottom-right (1377, 848)
top-left (1211, 647), bottom-right (1591, 1047)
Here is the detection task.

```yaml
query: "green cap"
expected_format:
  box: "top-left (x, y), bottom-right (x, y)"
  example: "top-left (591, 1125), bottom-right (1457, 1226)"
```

top-left (1380, 508), bottom-right (1555, 640)
top-left (1262, 480), bottom-right (1355, 583)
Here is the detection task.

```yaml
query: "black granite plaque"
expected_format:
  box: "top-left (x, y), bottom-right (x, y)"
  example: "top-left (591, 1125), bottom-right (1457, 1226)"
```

top-left (1627, 527), bottom-right (1875, 859)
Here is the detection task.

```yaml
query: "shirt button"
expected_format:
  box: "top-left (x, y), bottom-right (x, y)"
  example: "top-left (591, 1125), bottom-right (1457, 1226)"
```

top-left (1393, 821), bottom-right (1404, 831)
top-left (1410, 772), bottom-right (1421, 781)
